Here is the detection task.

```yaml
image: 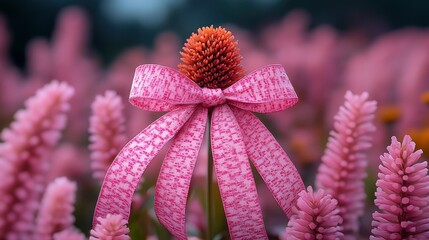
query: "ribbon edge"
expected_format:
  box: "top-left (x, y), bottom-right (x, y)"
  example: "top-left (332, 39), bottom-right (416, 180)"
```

top-left (134, 64), bottom-right (202, 89)
top-left (227, 98), bottom-right (298, 113)
top-left (129, 96), bottom-right (203, 112)
top-left (223, 64), bottom-right (286, 90)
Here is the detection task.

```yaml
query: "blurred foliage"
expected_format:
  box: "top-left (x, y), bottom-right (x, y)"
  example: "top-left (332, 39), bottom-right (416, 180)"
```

top-left (1, 0), bottom-right (429, 68)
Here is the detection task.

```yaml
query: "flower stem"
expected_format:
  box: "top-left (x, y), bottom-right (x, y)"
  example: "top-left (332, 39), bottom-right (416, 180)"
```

top-left (207, 109), bottom-right (213, 239)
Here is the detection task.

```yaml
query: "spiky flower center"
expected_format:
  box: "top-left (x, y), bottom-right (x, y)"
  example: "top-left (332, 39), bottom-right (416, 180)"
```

top-left (178, 26), bottom-right (243, 89)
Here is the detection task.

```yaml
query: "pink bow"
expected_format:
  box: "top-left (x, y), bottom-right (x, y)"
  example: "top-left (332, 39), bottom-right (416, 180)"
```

top-left (93, 64), bottom-right (304, 239)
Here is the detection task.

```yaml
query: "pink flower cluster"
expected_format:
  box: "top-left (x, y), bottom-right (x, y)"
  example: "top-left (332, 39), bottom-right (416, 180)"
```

top-left (89, 90), bottom-right (127, 182)
top-left (35, 177), bottom-right (81, 239)
top-left (316, 91), bottom-right (377, 238)
top-left (371, 136), bottom-right (429, 239)
top-left (282, 186), bottom-right (343, 240)
top-left (0, 5), bottom-right (429, 239)
top-left (0, 81), bottom-right (73, 239)
top-left (53, 228), bottom-right (86, 240)
top-left (90, 214), bottom-right (130, 240)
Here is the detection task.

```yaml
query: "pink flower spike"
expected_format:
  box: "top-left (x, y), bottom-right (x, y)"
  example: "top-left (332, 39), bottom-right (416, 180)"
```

top-left (282, 186), bottom-right (343, 240)
top-left (53, 228), bottom-right (85, 240)
top-left (89, 90), bottom-right (127, 182)
top-left (90, 214), bottom-right (130, 240)
top-left (316, 91), bottom-right (377, 238)
top-left (371, 135), bottom-right (429, 240)
top-left (35, 177), bottom-right (78, 240)
top-left (0, 80), bottom-right (74, 239)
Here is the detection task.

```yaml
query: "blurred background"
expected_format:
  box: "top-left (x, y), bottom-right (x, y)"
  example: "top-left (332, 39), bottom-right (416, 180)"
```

top-left (2, 0), bottom-right (429, 67)
top-left (1, 0), bottom-right (429, 239)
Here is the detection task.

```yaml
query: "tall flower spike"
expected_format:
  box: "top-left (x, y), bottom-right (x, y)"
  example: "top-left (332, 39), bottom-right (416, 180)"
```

top-left (316, 91), bottom-right (377, 238)
top-left (0, 81), bottom-right (74, 239)
top-left (89, 90), bottom-right (127, 182)
top-left (90, 214), bottom-right (130, 240)
top-left (282, 186), bottom-right (343, 240)
top-left (178, 25), bottom-right (244, 89)
top-left (371, 135), bottom-right (429, 239)
top-left (53, 228), bottom-right (85, 240)
top-left (35, 177), bottom-right (78, 240)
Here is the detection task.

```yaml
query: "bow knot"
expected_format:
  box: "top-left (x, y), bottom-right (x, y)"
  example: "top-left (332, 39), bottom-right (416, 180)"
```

top-left (201, 88), bottom-right (226, 107)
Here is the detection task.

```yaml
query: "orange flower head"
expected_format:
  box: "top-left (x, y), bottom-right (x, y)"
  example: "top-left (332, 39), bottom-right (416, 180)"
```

top-left (421, 91), bottom-right (429, 105)
top-left (178, 26), bottom-right (243, 89)
top-left (377, 105), bottom-right (400, 124)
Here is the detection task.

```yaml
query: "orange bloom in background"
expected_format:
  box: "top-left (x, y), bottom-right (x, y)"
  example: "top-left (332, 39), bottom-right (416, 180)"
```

top-left (421, 91), bottom-right (429, 105)
top-left (377, 105), bottom-right (400, 124)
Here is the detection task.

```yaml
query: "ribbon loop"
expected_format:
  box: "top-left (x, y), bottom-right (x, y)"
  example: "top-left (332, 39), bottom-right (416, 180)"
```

top-left (202, 88), bottom-right (226, 107)
top-left (223, 64), bottom-right (298, 113)
top-left (129, 65), bottom-right (203, 112)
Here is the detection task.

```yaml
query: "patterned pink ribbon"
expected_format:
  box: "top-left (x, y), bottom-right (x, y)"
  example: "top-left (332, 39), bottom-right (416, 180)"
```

top-left (93, 64), bottom-right (305, 239)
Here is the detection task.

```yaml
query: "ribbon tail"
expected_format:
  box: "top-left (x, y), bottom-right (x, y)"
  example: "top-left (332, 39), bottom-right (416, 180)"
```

top-left (154, 107), bottom-right (207, 240)
top-left (211, 105), bottom-right (268, 240)
top-left (230, 106), bottom-right (304, 217)
top-left (93, 106), bottom-right (196, 225)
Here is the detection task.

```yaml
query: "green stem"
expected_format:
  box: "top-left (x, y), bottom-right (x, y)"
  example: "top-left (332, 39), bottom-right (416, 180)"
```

top-left (207, 109), bottom-right (213, 239)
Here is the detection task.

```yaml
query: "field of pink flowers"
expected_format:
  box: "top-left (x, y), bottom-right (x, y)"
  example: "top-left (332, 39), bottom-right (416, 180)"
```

top-left (1, 6), bottom-right (429, 240)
